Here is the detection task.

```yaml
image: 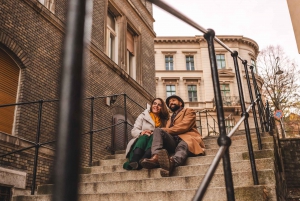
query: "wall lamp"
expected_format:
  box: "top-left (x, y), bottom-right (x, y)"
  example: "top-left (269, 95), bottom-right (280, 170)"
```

top-left (105, 95), bottom-right (118, 106)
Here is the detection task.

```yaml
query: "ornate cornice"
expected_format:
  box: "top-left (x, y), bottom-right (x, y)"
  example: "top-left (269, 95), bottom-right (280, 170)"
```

top-left (155, 35), bottom-right (259, 56)
top-left (154, 37), bottom-right (203, 44)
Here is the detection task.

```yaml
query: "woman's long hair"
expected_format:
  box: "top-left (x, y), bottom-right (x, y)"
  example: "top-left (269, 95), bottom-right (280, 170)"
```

top-left (150, 98), bottom-right (169, 127)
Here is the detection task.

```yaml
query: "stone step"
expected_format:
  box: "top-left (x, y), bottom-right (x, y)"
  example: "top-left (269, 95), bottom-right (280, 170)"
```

top-left (98, 143), bottom-right (270, 163)
top-left (13, 185), bottom-right (276, 201)
top-left (204, 137), bottom-right (273, 149)
top-left (91, 149), bottom-right (273, 167)
top-left (79, 158), bottom-right (274, 182)
top-left (205, 140), bottom-right (273, 150)
top-left (203, 135), bottom-right (273, 145)
top-left (36, 169), bottom-right (275, 195)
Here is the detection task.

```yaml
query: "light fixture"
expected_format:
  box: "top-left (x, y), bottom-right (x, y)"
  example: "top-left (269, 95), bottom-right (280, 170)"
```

top-left (275, 57), bottom-right (283, 75)
top-left (105, 94), bottom-right (118, 106)
top-left (275, 69), bottom-right (283, 75)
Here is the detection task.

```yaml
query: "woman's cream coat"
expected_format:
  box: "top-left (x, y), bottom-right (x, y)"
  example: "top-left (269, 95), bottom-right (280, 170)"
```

top-left (125, 109), bottom-right (155, 157)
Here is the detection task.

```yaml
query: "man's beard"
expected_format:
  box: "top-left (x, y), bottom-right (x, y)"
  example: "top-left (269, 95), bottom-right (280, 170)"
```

top-left (170, 104), bottom-right (181, 112)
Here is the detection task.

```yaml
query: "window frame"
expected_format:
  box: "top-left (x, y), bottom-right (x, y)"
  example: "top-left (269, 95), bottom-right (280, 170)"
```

top-left (186, 55), bottom-right (195, 71)
top-left (166, 85), bottom-right (176, 97)
top-left (187, 85), bottom-right (198, 102)
top-left (165, 55), bottom-right (174, 71)
top-left (220, 84), bottom-right (230, 97)
top-left (216, 54), bottom-right (226, 69)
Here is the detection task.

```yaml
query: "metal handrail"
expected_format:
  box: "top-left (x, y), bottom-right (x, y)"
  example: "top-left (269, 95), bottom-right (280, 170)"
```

top-left (193, 98), bottom-right (259, 200)
top-left (146, 1), bottom-right (263, 200)
top-left (0, 93), bottom-right (142, 195)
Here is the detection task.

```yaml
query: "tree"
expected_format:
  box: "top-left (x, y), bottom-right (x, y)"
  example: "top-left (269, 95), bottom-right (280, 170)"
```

top-left (257, 45), bottom-right (300, 117)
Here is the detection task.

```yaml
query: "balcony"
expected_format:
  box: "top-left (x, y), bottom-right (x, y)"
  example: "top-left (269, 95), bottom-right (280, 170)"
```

top-left (213, 96), bottom-right (240, 112)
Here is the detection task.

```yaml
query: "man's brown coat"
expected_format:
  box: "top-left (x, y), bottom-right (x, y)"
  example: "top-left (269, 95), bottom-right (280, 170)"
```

top-left (162, 108), bottom-right (205, 155)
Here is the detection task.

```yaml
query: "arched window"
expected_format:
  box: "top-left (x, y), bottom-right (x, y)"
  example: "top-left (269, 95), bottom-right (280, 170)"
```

top-left (0, 48), bottom-right (20, 134)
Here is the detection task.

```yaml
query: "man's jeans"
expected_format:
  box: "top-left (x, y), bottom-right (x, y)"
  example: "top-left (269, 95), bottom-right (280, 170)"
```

top-left (151, 128), bottom-right (190, 166)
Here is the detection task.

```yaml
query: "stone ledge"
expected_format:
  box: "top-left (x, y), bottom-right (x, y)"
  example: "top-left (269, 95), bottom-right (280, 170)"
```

top-left (0, 167), bottom-right (27, 189)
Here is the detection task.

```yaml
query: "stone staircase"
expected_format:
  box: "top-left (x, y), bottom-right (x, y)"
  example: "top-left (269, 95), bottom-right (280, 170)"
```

top-left (13, 131), bottom-right (278, 201)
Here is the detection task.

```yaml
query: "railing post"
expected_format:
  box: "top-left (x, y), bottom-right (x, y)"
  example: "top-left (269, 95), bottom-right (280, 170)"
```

top-left (205, 111), bottom-right (209, 136)
top-left (232, 52), bottom-right (259, 185)
top-left (53, 0), bottom-right (92, 200)
top-left (89, 97), bottom-right (94, 166)
top-left (250, 66), bottom-right (266, 133)
top-left (124, 94), bottom-right (128, 148)
top-left (242, 60), bottom-right (262, 150)
top-left (194, 29), bottom-right (235, 200)
top-left (31, 100), bottom-right (43, 195)
top-left (266, 100), bottom-right (270, 133)
top-left (198, 112), bottom-right (203, 136)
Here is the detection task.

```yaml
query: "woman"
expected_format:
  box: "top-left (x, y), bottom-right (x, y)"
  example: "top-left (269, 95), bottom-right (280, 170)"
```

top-left (123, 98), bottom-right (169, 170)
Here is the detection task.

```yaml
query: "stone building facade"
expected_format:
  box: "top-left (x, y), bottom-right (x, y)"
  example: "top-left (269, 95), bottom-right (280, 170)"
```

top-left (0, 0), bottom-right (155, 197)
top-left (155, 36), bottom-right (263, 136)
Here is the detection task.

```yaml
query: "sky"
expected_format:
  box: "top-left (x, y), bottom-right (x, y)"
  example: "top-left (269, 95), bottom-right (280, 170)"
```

top-left (152, 0), bottom-right (300, 66)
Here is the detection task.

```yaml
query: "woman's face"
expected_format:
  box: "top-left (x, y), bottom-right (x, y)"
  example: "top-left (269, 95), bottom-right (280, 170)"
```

top-left (151, 99), bottom-right (162, 114)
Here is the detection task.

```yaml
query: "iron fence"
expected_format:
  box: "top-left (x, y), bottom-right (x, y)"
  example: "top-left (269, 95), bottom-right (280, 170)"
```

top-left (0, 93), bottom-right (145, 195)
top-left (196, 110), bottom-right (235, 136)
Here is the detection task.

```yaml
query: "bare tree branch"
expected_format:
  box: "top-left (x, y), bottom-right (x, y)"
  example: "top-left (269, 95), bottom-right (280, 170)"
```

top-left (257, 45), bottom-right (300, 116)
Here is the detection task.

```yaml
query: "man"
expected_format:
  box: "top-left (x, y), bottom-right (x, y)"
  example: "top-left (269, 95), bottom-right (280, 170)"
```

top-left (141, 95), bottom-right (205, 177)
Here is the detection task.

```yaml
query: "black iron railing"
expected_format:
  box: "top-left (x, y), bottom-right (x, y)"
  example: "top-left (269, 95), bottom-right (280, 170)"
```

top-left (0, 93), bottom-right (144, 195)
top-left (196, 110), bottom-right (235, 136)
top-left (0, 0), bottom-right (278, 201)
top-left (147, 0), bottom-right (270, 200)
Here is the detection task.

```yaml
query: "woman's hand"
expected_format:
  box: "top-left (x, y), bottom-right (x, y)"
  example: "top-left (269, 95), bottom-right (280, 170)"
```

top-left (141, 130), bottom-right (153, 136)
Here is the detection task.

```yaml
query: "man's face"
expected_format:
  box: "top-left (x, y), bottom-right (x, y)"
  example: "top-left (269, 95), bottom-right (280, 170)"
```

top-left (168, 98), bottom-right (182, 112)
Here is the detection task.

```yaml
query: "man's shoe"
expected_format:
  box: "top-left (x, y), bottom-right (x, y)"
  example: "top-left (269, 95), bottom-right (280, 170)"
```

top-left (141, 154), bottom-right (159, 169)
top-left (158, 149), bottom-right (175, 177)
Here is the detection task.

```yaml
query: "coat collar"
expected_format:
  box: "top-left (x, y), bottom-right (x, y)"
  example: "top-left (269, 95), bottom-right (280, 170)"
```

top-left (172, 107), bottom-right (185, 121)
top-left (142, 109), bottom-right (155, 126)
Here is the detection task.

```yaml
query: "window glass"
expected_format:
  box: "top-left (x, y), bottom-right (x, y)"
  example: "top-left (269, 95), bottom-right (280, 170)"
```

top-left (188, 85), bottom-right (197, 102)
top-left (165, 56), bottom-right (173, 70)
top-left (166, 85), bottom-right (176, 97)
top-left (186, 56), bottom-right (194, 70)
top-left (216, 54), bottom-right (226, 69)
top-left (220, 84), bottom-right (230, 96)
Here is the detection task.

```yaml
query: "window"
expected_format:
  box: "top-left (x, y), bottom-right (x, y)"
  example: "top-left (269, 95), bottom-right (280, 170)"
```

top-left (251, 59), bottom-right (257, 73)
top-left (165, 56), bottom-right (173, 70)
top-left (188, 85), bottom-right (197, 102)
top-left (38, 0), bottom-right (55, 13)
top-left (166, 85), bottom-right (176, 97)
top-left (186, 56), bottom-right (195, 70)
top-left (220, 84), bottom-right (230, 96)
top-left (0, 48), bottom-right (19, 134)
top-left (0, 186), bottom-right (11, 201)
top-left (216, 54), bottom-right (226, 69)
top-left (107, 11), bottom-right (117, 62)
top-left (126, 28), bottom-right (137, 80)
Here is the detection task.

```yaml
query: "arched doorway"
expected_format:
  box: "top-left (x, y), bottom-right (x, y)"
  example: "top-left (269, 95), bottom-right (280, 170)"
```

top-left (0, 48), bottom-right (20, 134)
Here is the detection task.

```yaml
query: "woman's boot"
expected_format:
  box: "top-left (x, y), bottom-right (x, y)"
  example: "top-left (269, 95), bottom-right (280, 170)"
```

top-left (129, 148), bottom-right (144, 170)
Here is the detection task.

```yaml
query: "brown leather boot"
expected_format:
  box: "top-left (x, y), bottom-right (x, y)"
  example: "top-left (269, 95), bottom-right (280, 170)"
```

top-left (158, 149), bottom-right (175, 177)
top-left (140, 154), bottom-right (159, 169)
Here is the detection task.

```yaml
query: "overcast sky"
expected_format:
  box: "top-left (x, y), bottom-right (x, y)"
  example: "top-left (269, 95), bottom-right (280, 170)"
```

top-left (152, 0), bottom-right (300, 66)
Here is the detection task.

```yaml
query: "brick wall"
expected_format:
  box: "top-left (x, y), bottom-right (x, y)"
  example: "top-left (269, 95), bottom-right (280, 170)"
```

top-left (0, 0), bottom-right (156, 189)
top-left (0, 0), bottom-right (155, 188)
top-left (0, 132), bottom-right (54, 190)
top-left (280, 138), bottom-right (300, 188)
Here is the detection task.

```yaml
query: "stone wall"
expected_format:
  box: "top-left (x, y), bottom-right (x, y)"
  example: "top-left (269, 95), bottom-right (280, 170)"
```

top-left (280, 138), bottom-right (300, 188)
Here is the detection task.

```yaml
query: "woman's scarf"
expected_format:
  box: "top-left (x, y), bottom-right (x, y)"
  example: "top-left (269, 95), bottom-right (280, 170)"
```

top-left (149, 112), bottom-right (161, 128)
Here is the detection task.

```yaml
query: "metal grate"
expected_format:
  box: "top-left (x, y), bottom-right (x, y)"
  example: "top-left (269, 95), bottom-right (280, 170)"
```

top-left (0, 186), bottom-right (11, 201)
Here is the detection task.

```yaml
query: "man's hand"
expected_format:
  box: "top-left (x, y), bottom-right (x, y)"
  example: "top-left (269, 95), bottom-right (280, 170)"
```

top-left (141, 130), bottom-right (153, 136)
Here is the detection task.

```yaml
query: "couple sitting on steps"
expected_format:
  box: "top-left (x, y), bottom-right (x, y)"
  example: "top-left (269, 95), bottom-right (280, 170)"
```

top-left (123, 95), bottom-right (205, 177)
